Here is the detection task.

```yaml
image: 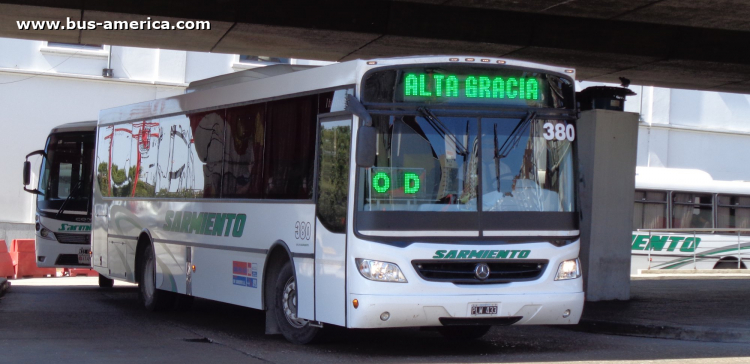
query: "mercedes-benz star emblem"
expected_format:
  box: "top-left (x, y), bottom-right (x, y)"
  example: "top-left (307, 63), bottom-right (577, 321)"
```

top-left (474, 263), bottom-right (490, 280)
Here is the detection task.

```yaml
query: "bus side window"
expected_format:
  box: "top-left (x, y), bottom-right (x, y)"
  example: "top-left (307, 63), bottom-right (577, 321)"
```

top-left (153, 115), bottom-right (219, 199)
top-left (317, 118), bottom-right (351, 233)
top-left (717, 194), bottom-right (750, 234)
top-left (223, 103), bottom-right (265, 199)
top-left (672, 192), bottom-right (713, 228)
top-left (263, 95), bottom-right (317, 200)
top-left (633, 190), bottom-right (667, 230)
top-left (109, 124), bottom-right (138, 197)
top-left (96, 126), bottom-right (113, 197)
top-left (188, 111), bottom-right (225, 199)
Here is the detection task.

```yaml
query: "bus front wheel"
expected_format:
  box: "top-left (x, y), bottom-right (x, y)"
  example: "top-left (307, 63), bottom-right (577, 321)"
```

top-left (137, 244), bottom-right (174, 311)
top-left (274, 260), bottom-right (319, 344)
top-left (98, 274), bottom-right (114, 288)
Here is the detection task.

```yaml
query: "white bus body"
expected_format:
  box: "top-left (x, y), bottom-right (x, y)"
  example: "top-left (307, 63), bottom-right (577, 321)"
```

top-left (632, 167), bottom-right (750, 274)
top-left (25, 121), bottom-right (96, 268)
top-left (92, 56), bottom-right (584, 343)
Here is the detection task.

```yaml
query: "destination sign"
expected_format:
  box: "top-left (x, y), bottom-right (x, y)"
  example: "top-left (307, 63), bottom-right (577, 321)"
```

top-left (362, 65), bottom-right (573, 109)
top-left (404, 73), bottom-right (539, 101)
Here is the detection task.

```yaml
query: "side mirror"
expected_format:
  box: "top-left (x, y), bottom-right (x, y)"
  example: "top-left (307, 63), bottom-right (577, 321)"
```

top-left (356, 126), bottom-right (377, 168)
top-left (23, 161), bottom-right (31, 186)
top-left (23, 150), bottom-right (45, 195)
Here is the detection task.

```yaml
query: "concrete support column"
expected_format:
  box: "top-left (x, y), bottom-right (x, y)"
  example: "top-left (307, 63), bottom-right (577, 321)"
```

top-left (577, 109), bottom-right (639, 301)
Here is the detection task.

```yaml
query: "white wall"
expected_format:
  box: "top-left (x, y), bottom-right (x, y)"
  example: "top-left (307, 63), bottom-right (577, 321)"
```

top-left (580, 81), bottom-right (750, 182)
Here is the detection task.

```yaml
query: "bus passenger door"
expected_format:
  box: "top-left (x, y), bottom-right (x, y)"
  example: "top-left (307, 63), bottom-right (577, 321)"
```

top-left (314, 115), bottom-right (352, 326)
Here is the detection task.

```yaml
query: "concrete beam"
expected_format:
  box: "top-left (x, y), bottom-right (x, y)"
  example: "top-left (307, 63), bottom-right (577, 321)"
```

top-left (2, 0), bottom-right (750, 93)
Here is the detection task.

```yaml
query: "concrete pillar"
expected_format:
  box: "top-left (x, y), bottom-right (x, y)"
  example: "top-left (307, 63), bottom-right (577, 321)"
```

top-left (577, 109), bottom-right (639, 301)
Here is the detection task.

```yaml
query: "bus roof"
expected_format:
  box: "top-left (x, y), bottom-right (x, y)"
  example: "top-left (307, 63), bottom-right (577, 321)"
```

top-left (99, 56), bottom-right (575, 126)
top-left (50, 120), bottom-right (97, 133)
top-left (186, 64), bottom-right (318, 93)
top-left (636, 166), bottom-right (750, 195)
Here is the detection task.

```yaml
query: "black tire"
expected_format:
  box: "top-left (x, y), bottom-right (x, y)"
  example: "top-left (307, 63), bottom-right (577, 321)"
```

top-left (437, 325), bottom-right (492, 340)
top-left (137, 244), bottom-right (175, 311)
top-left (273, 260), bottom-right (320, 344)
top-left (98, 274), bottom-right (114, 288)
top-left (714, 260), bottom-right (746, 269)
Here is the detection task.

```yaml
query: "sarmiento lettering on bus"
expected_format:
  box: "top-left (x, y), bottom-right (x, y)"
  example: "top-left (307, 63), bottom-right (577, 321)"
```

top-left (432, 250), bottom-right (531, 259)
top-left (631, 234), bottom-right (700, 252)
top-left (163, 210), bottom-right (247, 237)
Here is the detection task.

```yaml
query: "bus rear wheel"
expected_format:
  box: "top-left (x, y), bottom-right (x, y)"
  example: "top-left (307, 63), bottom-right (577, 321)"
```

top-left (98, 274), bottom-right (114, 288)
top-left (437, 325), bottom-right (492, 340)
top-left (137, 244), bottom-right (174, 311)
top-left (274, 260), bottom-right (319, 344)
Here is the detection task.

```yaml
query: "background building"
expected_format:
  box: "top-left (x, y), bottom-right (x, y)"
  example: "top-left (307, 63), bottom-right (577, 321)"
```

top-left (626, 86), bottom-right (750, 182)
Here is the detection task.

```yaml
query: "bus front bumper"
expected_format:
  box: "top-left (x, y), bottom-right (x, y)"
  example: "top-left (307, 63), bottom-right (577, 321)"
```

top-left (347, 291), bottom-right (584, 328)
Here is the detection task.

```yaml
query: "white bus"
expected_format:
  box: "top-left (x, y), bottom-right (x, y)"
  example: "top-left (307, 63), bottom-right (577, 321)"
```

top-left (92, 56), bottom-right (584, 343)
top-left (22, 121), bottom-right (97, 274)
top-left (632, 167), bottom-right (750, 273)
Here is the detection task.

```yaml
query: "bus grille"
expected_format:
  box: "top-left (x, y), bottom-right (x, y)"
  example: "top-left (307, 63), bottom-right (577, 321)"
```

top-left (54, 233), bottom-right (90, 244)
top-left (54, 254), bottom-right (88, 266)
top-left (411, 260), bottom-right (548, 284)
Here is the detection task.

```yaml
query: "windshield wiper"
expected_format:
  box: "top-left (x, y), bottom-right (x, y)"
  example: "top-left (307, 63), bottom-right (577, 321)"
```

top-left (56, 180), bottom-right (82, 218)
top-left (494, 111), bottom-right (537, 192)
top-left (417, 107), bottom-right (468, 156)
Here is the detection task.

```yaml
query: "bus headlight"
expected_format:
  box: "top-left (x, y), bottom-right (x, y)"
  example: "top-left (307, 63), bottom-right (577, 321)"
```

top-left (555, 258), bottom-right (581, 281)
top-left (356, 259), bottom-right (407, 283)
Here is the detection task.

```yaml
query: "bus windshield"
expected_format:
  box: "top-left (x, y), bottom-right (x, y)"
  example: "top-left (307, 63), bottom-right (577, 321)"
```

top-left (357, 114), bottom-right (576, 213)
top-left (37, 131), bottom-right (96, 216)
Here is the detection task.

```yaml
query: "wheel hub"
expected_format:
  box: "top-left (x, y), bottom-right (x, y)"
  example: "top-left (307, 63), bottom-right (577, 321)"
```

top-left (282, 277), bottom-right (308, 328)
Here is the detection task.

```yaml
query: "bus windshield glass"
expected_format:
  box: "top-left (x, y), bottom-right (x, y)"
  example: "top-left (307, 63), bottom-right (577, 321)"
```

top-left (37, 131), bottom-right (96, 215)
top-left (358, 114), bottom-right (575, 213)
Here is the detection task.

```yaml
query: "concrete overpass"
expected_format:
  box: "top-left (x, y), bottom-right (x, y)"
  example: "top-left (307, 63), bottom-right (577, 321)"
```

top-left (2, 0), bottom-right (750, 92)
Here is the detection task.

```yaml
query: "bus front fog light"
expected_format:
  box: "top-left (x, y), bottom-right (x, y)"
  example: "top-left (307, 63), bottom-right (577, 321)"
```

top-left (555, 258), bottom-right (581, 280)
top-left (380, 312), bottom-right (390, 321)
top-left (39, 228), bottom-right (50, 237)
top-left (355, 259), bottom-right (407, 283)
top-left (563, 309), bottom-right (571, 318)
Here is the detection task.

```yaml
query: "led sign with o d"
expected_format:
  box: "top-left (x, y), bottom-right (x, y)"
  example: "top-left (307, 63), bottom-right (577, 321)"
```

top-left (370, 168), bottom-right (425, 198)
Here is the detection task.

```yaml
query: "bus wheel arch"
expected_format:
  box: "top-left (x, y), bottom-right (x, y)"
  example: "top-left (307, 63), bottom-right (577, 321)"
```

top-left (263, 241), bottom-right (319, 343)
top-left (713, 257), bottom-right (747, 269)
top-left (134, 231), bottom-right (153, 284)
top-left (263, 241), bottom-right (293, 335)
top-left (135, 231), bottom-right (174, 310)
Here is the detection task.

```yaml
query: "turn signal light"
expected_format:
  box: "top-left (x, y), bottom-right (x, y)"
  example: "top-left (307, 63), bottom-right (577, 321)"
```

top-left (353, 299), bottom-right (359, 309)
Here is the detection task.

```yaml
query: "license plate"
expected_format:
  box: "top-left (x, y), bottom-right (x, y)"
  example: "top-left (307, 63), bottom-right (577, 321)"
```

top-left (78, 248), bottom-right (91, 265)
top-left (471, 303), bottom-right (498, 316)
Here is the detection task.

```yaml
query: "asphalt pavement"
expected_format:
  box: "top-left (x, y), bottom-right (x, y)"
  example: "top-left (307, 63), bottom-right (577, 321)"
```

top-left (579, 275), bottom-right (750, 343)
top-left (1, 276), bottom-right (750, 363)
